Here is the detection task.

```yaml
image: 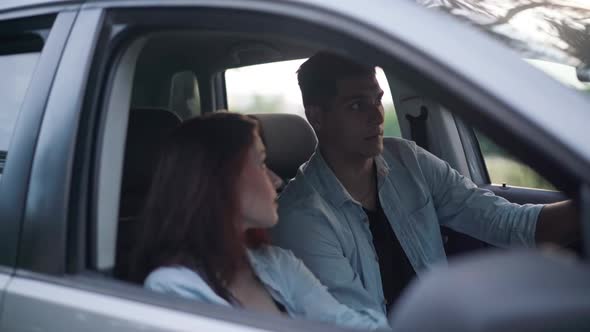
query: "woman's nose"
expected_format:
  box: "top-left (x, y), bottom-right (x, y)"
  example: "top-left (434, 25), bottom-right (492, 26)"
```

top-left (267, 168), bottom-right (283, 189)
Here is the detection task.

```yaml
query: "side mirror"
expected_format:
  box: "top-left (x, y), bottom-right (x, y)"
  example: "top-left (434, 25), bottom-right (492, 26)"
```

top-left (576, 65), bottom-right (590, 82)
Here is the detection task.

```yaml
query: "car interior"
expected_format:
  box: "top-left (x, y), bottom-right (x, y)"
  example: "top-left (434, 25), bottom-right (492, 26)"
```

top-left (111, 31), bottom-right (318, 280)
top-left (106, 26), bottom-right (577, 284)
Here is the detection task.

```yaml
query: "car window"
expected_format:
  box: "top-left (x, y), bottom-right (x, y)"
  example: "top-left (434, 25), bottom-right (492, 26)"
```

top-left (225, 60), bottom-right (401, 137)
top-left (475, 130), bottom-right (555, 190)
top-left (474, 58), bottom-right (589, 191)
top-left (0, 52), bottom-right (40, 174)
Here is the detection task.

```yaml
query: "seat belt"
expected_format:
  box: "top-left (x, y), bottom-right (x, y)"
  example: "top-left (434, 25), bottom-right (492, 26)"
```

top-left (405, 105), bottom-right (429, 150)
top-left (406, 105), bottom-right (454, 248)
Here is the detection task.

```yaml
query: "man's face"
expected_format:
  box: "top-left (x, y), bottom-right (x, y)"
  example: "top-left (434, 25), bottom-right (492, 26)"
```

top-left (316, 75), bottom-right (385, 159)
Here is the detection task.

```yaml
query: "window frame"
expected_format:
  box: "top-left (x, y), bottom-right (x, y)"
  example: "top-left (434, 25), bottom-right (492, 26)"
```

top-left (0, 10), bottom-right (75, 270)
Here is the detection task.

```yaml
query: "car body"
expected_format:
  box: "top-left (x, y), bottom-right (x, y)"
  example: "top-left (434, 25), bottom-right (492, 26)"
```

top-left (0, 0), bottom-right (588, 331)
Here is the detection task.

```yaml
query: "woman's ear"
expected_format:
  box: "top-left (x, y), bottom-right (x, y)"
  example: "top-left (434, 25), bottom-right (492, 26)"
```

top-left (305, 105), bottom-right (323, 133)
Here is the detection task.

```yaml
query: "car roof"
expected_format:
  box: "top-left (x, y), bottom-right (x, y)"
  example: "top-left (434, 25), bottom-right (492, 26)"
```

top-left (0, 0), bottom-right (81, 12)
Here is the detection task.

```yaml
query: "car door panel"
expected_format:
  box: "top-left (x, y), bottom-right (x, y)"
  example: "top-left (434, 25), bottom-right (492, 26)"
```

top-left (483, 184), bottom-right (566, 205)
top-left (2, 277), bottom-right (269, 332)
top-left (0, 273), bottom-right (10, 324)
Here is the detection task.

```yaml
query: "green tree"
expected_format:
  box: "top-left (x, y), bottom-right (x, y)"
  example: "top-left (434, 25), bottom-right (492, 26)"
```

top-left (383, 103), bottom-right (401, 137)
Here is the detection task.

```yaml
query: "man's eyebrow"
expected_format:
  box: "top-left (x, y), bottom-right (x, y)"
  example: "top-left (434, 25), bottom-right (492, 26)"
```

top-left (342, 91), bottom-right (384, 101)
top-left (341, 94), bottom-right (369, 101)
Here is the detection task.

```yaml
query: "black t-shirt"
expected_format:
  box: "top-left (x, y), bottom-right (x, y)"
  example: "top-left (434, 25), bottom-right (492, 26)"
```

top-left (363, 202), bottom-right (416, 312)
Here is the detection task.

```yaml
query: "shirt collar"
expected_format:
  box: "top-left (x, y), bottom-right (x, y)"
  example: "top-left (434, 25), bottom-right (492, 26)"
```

top-left (246, 248), bottom-right (282, 294)
top-left (304, 149), bottom-right (391, 207)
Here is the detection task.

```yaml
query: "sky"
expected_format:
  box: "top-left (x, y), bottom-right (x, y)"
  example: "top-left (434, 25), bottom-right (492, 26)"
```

top-left (225, 59), bottom-right (395, 117)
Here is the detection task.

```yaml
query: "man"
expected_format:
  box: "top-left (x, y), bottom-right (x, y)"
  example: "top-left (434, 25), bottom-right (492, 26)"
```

top-left (271, 52), bottom-right (579, 315)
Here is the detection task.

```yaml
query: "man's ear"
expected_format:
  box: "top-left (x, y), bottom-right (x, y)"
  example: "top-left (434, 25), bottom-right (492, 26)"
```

top-left (305, 105), bottom-right (323, 133)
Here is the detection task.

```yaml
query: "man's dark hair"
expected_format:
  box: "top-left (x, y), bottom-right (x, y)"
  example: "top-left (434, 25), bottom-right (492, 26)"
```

top-left (297, 52), bottom-right (376, 108)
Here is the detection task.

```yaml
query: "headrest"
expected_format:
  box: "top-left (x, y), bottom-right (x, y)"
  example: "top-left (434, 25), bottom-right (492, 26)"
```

top-left (250, 113), bottom-right (317, 179)
top-left (169, 71), bottom-right (200, 120)
top-left (122, 108), bottom-right (181, 197)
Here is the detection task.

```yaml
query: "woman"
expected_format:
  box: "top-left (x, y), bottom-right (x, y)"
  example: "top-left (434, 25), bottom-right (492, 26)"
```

top-left (131, 112), bottom-right (388, 329)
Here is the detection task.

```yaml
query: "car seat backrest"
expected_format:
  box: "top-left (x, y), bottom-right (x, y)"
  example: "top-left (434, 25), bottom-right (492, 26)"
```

top-left (249, 113), bottom-right (317, 181)
top-left (115, 107), bottom-right (181, 281)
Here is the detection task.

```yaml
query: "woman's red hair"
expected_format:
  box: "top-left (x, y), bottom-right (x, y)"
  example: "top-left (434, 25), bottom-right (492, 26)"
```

top-left (132, 112), bottom-right (271, 300)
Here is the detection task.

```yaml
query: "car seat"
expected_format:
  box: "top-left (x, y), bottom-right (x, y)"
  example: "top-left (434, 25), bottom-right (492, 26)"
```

top-left (115, 107), bottom-right (181, 281)
top-left (249, 113), bottom-right (317, 184)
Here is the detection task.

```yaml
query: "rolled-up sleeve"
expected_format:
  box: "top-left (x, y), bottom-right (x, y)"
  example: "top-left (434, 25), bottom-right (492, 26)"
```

top-left (415, 145), bottom-right (542, 248)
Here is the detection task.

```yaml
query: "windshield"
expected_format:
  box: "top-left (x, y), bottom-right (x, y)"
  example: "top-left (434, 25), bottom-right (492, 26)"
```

top-left (416, 0), bottom-right (590, 90)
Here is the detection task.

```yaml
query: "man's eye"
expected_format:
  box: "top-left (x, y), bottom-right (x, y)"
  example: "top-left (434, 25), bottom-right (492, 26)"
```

top-left (350, 102), bottom-right (361, 110)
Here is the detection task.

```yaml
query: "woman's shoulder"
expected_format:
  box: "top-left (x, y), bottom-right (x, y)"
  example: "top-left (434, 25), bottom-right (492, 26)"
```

top-left (144, 266), bottom-right (228, 305)
top-left (249, 245), bottom-right (309, 284)
top-left (250, 245), bottom-right (300, 266)
top-left (144, 266), bottom-right (203, 292)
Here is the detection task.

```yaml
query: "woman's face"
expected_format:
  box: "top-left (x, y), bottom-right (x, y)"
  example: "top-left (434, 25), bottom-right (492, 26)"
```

top-left (239, 131), bottom-right (282, 230)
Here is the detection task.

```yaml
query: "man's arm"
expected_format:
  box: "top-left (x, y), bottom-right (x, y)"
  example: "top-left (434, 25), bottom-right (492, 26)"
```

top-left (415, 144), bottom-right (539, 247)
top-left (535, 200), bottom-right (580, 245)
top-left (271, 207), bottom-right (385, 314)
top-left (414, 144), bottom-right (580, 248)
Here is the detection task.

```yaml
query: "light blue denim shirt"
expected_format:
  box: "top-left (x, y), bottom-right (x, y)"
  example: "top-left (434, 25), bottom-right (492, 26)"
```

top-left (144, 245), bottom-right (389, 330)
top-left (272, 138), bottom-right (542, 315)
